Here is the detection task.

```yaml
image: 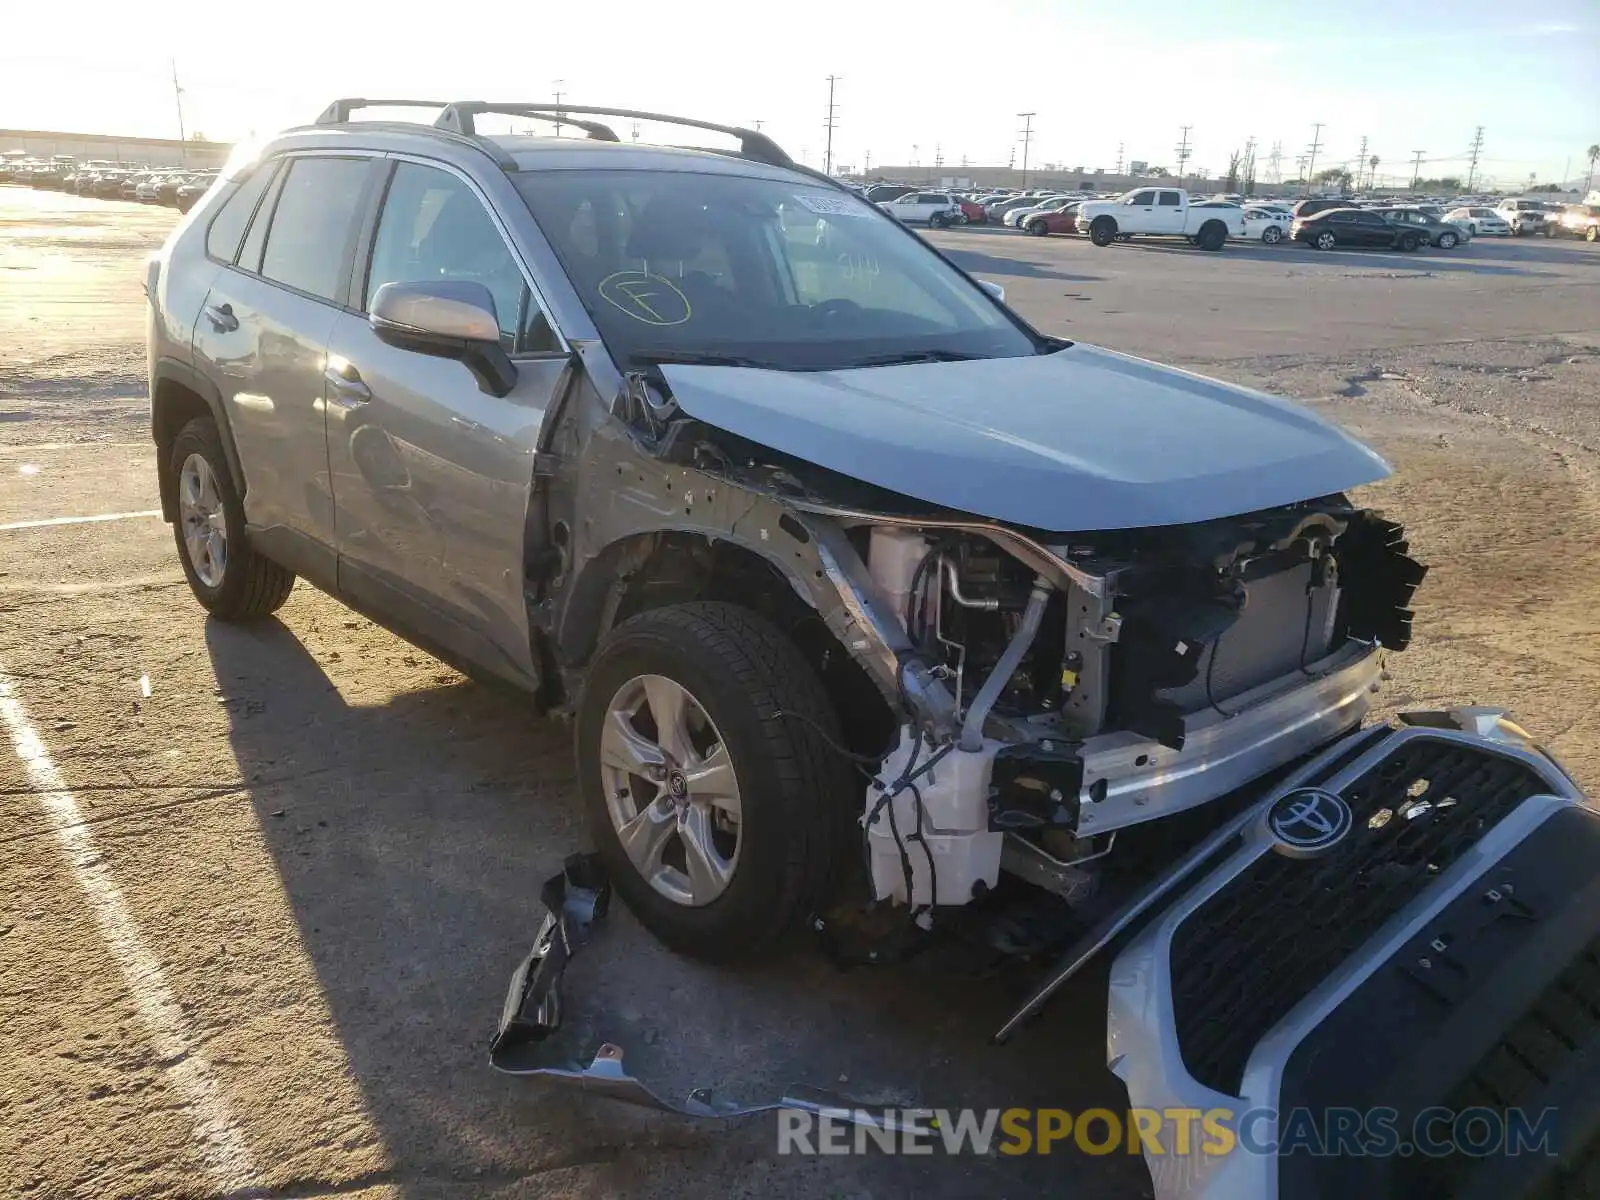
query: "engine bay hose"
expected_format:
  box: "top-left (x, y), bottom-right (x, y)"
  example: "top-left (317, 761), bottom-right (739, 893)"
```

top-left (959, 575), bottom-right (1052, 751)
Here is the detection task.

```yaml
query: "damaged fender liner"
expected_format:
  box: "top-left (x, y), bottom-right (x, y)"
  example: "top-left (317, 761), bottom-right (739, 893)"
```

top-left (490, 854), bottom-right (912, 1129)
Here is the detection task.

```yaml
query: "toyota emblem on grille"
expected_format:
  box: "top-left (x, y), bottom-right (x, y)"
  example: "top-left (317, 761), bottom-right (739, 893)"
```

top-left (1266, 788), bottom-right (1353, 857)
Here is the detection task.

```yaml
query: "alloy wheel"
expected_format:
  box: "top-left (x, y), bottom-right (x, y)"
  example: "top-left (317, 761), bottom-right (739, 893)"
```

top-left (178, 453), bottom-right (227, 588)
top-left (598, 674), bottom-right (742, 907)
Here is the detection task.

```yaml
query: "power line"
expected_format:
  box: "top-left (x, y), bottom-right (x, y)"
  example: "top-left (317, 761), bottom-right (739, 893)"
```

top-left (823, 75), bottom-right (840, 176)
top-left (1466, 126), bottom-right (1485, 191)
top-left (1017, 113), bottom-right (1036, 188)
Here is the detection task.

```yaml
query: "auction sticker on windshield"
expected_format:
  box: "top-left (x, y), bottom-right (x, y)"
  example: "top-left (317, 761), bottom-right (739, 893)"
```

top-left (598, 271), bottom-right (693, 325)
top-left (794, 192), bottom-right (871, 217)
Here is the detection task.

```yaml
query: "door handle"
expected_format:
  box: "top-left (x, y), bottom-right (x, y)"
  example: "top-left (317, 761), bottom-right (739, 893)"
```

top-left (323, 361), bottom-right (372, 407)
top-left (204, 302), bottom-right (238, 333)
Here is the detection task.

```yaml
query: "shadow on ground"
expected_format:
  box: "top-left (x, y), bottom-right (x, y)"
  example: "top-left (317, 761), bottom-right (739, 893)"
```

top-left (204, 616), bottom-right (1147, 1198)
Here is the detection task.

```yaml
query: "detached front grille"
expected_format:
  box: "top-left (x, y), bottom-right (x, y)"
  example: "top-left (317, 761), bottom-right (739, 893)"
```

top-left (1170, 735), bottom-right (1551, 1096)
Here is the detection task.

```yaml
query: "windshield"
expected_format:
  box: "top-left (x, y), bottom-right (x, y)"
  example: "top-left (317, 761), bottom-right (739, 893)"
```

top-left (514, 169), bottom-right (1039, 371)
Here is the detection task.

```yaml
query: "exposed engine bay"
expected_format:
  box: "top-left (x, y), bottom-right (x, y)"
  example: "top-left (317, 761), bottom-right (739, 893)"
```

top-left (849, 497), bottom-right (1426, 914)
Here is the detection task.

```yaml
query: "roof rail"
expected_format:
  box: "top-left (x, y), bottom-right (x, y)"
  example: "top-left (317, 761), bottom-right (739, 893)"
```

top-left (315, 98), bottom-right (451, 125)
top-left (434, 103), bottom-right (797, 170)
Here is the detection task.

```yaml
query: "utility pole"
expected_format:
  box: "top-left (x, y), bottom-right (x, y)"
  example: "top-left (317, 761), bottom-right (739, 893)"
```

top-left (1304, 122), bottom-right (1324, 191)
top-left (932, 143), bottom-right (942, 183)
top-left (171, 59), bottom-right (187, 164)
top-left (1356, 135), bottom-right (1367, 191)
top-left (1115, 142), bottom-right (1125, 175)
top-left (1465, 126), bottom-right (1485, 191)
top-left (751, 119), bottom-right (764, 131)
top-left (631, 121), bottom-right (641, 143)
top-left (1017, 113), bottom-right (1036, 189)
top-left (863, 148), bottom-right (871, 174)
top-left (823, 75), bottom-right (840, 176)
top-left (1267, 140), bottom-right (1283, 184)
top-left (1175, 125), bottom-right (1192, 184)
top-left (1410, 149), bottom-right (1426, 190)
top-left (552, 80), bottom-right (566, 137)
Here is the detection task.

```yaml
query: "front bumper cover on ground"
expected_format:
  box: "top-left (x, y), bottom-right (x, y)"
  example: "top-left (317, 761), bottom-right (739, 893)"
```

top-left (490, 854), bottom-right (911, 1130)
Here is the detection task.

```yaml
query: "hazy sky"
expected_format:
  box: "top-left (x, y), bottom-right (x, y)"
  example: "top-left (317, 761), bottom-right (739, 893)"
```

top-left (3, 0), bottom-right (1597, 187)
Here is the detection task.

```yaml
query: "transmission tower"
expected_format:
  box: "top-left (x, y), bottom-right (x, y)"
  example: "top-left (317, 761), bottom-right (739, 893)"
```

top-left (1267, 140), bottom-right (1283, 184)
top-left (1115, 142), bottom-right (1125, 174)
top-left (1356, 135), bottom-right (1368, 190)
top-left (1466, 126), bottom-right (1485, 191)
top-left (823, 75), bottom-right (840, 176)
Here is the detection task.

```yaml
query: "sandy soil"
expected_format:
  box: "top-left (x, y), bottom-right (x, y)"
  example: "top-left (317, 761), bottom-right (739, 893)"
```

top-left (2, 185), bottom-right (1597, 1199)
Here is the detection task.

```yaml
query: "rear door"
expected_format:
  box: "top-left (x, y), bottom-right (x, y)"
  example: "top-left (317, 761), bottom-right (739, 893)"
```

top-left (190, 153), bottom-right (376, 564)
top-left (1355, 211), bottom-right (1394, 246)
top-left (322, 156), bottom-right (572, 688)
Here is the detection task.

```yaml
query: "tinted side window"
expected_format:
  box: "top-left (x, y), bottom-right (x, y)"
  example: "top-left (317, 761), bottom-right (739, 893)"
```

top-left (1130, 190), bottom-right (1157, 205)
top-left (258, 157), bottom-right (370, 302)
top-left (365, 162), bottom-right (557, 354)
top-left (1158, 191), bottom-right (1181, 207)
top-left (236, 166), bottom-right (286, 274)
top-left (205, 163), bottom-right (278, 263)
top-left (1329, 213), bottom-right (1354, 224)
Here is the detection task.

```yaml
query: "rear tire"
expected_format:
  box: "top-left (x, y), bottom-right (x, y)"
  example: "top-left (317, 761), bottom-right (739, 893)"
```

top-left (577, 603), bottom-right (855, 960)
top-left (1197, 221), bottom-right (1227, 251)
top-left (1437, 231), bottom-right (1458, 249)
top-left (929, 212), bottom-right (949, 230)
top-left (1089, 216), bottom-right (1117, 246)
top-left (1314, 230), bottom-right (1337, 251)
top-left (168, 417), bottom-right (295, 620)
top-left (1398, 232), bottom-right (1421, 252)
top-left (1587, 225), bottom-right (1598, 242)
top-left (1262, 225), bottom-right (1284, 244)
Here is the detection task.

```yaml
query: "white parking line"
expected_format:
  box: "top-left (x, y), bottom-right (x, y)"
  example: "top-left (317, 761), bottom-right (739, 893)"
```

top-left (0, 510), bottom-right (161, 532)
top-left (0, 670), bottom-right (259, 1193)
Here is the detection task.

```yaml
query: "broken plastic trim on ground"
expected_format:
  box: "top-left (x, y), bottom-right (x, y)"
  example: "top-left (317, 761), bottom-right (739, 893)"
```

top-left (489, 853), bottom-right (910, 1130)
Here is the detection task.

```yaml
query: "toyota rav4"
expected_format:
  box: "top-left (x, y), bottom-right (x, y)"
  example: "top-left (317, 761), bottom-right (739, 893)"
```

top-left (146, 100), bottom-right (1598, 1199)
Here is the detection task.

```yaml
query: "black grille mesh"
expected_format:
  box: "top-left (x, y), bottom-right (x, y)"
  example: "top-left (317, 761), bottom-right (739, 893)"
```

top-left (1170, 736), bottom-right (1551, 1096)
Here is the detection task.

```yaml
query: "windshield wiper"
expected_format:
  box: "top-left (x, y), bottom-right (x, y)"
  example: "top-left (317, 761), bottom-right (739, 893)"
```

top-left (631, 351), bottom-right (777, 369)
top-left (842, 349), bottom-right (987, 368)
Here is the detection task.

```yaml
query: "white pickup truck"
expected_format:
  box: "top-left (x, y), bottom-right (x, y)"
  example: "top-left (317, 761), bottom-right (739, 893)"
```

top-left (1075, 187), bottom-right (1244, 250)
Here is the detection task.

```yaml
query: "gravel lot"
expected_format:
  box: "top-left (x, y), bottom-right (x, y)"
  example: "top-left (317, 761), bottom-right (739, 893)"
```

top-left (2, 186), bottom-right (1597, 1200)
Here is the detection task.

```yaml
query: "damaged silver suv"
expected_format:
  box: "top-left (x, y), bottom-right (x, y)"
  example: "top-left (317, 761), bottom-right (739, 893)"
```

top-left (149, 102), bottom-right (1597, 1198)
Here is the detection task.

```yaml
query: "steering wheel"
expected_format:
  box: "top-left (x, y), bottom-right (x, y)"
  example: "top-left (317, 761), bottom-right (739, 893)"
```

top-left (812, 298), bottom-right (864, 324)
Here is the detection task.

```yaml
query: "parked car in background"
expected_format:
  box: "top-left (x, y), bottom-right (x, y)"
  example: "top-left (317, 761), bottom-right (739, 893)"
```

top-left (1004, 195), bottom-right (1070, 227)
top-left (1075, 187), bottom-right (1244, 250)
top-left (1291, 197), bottom-right (1351, 219)
top-left (877, 191), bottom-right (963, 227)
top-left (135, 175), bottom-right (166, 203)
top-left (954, 197), bottom-right (987, 224)
top-left (863, 184), bottom-right (914, 203)
top-left (1445, 206), bottom-right (1511, 236)
top-left (1496, 198), bottom-right (1549, 236)
top-left (1293, 207), bottom-right (1424, 251)
top-left (1020, 203), bottom-right (1080, 236)
top-left (1371, 206), bottom-right (1468, 248)
top-left (1240, 206), bottom-right (1292, 243)
top-left (174, 175), bottom-right (214, 213)
top-left (985, 195), bottom-right (1036, 221)
top-left (1551, 203), bottom-right (1600, 241)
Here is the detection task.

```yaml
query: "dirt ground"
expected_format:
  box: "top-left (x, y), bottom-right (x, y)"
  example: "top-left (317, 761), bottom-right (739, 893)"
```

top-left (2, 186), bottom-right (1597, 1200)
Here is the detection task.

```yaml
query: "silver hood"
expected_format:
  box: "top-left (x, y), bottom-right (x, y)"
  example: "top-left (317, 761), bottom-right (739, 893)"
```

top-left (659, 344), bottom-right (1389, 531)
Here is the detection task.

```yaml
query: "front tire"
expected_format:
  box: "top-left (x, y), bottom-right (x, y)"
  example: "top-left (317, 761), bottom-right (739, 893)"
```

top-left (1587, 225), bottom-right (1598, 242)
top-left (1026, 218), bottom-right (1049, 236)
top-left (1089, 216), bottom-right (1117, 246)
top-left (168, 417), bottom-right (295, 619)
top-left (577, 603), bottom-right (854, 960)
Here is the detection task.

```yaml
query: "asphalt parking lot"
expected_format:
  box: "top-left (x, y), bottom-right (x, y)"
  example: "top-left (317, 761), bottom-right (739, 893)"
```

top-left (3, 186), bottom-right (1598, 1200)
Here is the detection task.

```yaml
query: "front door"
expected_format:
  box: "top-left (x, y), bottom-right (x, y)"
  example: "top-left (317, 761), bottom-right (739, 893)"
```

top-left (324, 158), bottom-right (571, 687)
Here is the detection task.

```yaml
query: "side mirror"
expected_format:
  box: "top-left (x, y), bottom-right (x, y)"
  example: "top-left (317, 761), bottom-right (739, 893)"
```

top-left (978, 279), bottom-right (1005, 303)
top-left (369, 280), bottom-right (517, 397)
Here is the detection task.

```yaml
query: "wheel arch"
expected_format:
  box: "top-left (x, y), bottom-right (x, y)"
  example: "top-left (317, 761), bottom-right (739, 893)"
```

top-left (555, 529), bottom-right (896, 759)
top-left (151, 358), bottom-right (244, 522)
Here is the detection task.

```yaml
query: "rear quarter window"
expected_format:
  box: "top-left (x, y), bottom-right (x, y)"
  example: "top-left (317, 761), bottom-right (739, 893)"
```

top-left (205, 163), bottom-right (280, 263)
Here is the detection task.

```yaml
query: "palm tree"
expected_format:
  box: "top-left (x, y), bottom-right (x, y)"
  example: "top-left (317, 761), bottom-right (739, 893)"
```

top-left (1587, 144), bottom-right (1599, 194)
